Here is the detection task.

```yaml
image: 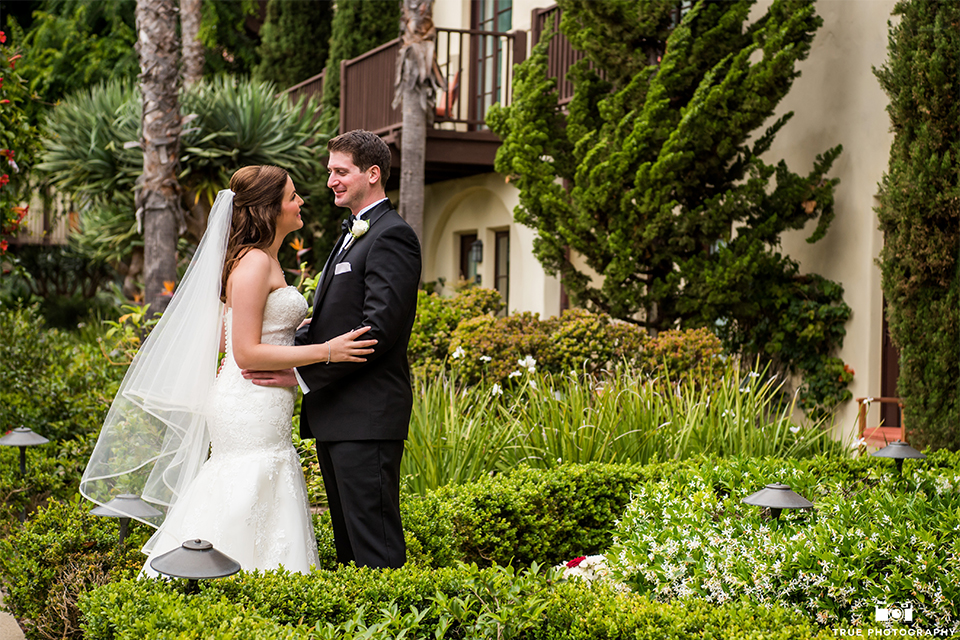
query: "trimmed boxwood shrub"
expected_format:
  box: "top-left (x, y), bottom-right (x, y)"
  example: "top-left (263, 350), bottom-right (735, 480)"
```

top-left (0, 497), bottom-right (148, 640)
top-left (450, 309), bottom-right (724, 385)
top-left (0, 307), bottom-right (124, 526)
top-left (79, 564), bottom-right (838, 640)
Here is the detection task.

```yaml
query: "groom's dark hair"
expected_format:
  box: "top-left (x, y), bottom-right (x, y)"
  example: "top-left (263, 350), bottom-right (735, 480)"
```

top-left (328, 130), bottom-right (391, 184)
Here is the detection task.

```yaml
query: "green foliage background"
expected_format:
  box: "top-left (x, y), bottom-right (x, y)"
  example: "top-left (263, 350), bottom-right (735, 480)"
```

top-left (488, 0), bottom-right (852, 420)
top-left (254, 0), bottom-right (333, 90)
top-left (874, 0), bottom-right (959, 451)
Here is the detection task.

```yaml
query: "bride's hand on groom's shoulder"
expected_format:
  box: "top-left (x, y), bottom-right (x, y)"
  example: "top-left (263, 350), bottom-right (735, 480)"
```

top-left (242, 368), bottom-right (299, 388)
top-left (298, 317), bottom-right (312, 330)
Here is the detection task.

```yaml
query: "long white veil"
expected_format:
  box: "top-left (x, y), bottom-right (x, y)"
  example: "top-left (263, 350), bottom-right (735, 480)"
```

top-left (80, 189), bottom-right (234, 552)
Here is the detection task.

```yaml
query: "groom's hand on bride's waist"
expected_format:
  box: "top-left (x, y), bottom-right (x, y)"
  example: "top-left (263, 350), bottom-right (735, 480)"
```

top-left (242, 368), bottom-right (298, 388)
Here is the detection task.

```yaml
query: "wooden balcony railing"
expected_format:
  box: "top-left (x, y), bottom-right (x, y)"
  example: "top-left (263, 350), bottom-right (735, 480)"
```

top-left (532, 5), bottom-right (587, 106)
top-left (340, 27), bottom-right (526, 137)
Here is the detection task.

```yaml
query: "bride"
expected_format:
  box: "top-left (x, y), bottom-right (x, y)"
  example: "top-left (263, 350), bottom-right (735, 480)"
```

top-left (81, 165), bottom-right (376, 575)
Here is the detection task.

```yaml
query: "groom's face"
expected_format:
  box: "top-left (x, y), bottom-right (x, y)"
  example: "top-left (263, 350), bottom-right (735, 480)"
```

top-left (327, 151), bottom-right (380, 215)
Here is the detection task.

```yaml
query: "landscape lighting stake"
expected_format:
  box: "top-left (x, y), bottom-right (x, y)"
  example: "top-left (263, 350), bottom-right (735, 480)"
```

top-left (150, 539), bottom-right (241, 592)
top-left (90, 493), bottom-right (163, 546)
top-left (870, 440), bottom-right (926, 478)
top-left (0, 426), bottom-right (50, 523)
top-left (742, 482), bottom-right (813, 522)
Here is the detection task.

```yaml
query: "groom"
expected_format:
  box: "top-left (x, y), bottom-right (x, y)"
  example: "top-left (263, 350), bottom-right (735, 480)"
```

top-left (247, 130), bottom-right (421, 568)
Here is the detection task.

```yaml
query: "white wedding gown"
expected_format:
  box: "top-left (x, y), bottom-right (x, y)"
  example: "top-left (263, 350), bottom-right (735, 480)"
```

top-left (142, 286), bottom-right (319, 576)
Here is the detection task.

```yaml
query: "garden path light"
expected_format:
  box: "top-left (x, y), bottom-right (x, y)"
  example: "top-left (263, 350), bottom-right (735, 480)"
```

top-left (0, 426), bottom-right (49, 522)
top-left (742, 482), bottom-right (813, 521)
top-left (871, 440), bottom-right (925, 477)
top-left (150, 539), bottom-right (240, 592)
top-left (89, 493), bottom-right (163, 546)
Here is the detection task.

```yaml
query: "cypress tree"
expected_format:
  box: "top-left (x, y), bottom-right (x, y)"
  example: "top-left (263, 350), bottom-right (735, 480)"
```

top-left (875, 0), bottom-right (960, 450)
top-left (302, 0), bottom-right (400, 259)
top-left (254, 0), bottom-right (334, 89)
top-left (489, 0), bottom-right (851, 417)
top-left (319, 0), bottom-right (400, 127)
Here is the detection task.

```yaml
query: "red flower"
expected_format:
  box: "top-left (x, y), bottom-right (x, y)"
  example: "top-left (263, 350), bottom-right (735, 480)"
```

top-left (0, 240), bottom-right (8, 253)
top-left (0, 100), bottom-right (9, 105)
top-left (566, 556), bottom-right (586, 568)
top-left (0, 149), bottom-right (12, 161)
top-left (0, 174), bottom-right (9, 186)
top-left (0, 31), bottom-right (6, 44)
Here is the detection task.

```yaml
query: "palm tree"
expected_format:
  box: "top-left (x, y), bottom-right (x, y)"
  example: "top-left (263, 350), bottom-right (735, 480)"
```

top-left (136, 0), bottom-right (182, 312)
top-left (180, 0), bottom-right (204, 87)
top-left (393, 0), bottom-right (441, 243)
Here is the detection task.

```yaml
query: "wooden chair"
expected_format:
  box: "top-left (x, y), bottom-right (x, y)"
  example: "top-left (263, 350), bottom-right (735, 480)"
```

top-left (436, 70), bottom-right (461, 119)
top-left (856, 396), bottom-right (905, 446)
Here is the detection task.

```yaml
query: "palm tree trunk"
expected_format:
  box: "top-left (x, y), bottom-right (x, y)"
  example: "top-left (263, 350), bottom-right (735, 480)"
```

top-left (180, 0), bottom-right (204, 87)
top-left (136, 0), bottom-right (183, 314)
top-left (394, 0), bottom-right (441, 244)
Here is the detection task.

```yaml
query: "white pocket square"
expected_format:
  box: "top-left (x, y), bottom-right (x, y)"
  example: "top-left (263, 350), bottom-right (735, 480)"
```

top-left (334, 262), bottom-right (352, 275)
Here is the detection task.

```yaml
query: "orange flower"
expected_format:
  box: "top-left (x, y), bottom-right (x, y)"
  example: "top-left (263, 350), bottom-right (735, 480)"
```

top-left (288, 236), bottom-right (310, 260)
top-left (162, 281), bottom-right (176, 296)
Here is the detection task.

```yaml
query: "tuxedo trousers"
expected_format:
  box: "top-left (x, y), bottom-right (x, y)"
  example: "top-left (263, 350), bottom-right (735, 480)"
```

top-left (316, 439), bottom-right (406, 569)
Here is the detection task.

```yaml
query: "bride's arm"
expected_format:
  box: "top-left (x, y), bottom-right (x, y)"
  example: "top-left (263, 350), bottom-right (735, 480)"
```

top-left (228, 250), bottom-right (376, 370)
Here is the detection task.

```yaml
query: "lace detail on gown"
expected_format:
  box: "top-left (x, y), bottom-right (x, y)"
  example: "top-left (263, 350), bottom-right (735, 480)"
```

top-left (141, 286), bottom-right (318, 575)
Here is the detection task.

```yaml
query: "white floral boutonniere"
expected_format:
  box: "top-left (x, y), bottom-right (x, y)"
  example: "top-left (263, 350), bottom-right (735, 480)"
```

top-left (350, 218), bottom-right (370, 239)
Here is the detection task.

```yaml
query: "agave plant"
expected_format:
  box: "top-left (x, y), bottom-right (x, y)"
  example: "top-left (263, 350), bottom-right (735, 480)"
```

top-left (37, 76), bottom-right (329, 275)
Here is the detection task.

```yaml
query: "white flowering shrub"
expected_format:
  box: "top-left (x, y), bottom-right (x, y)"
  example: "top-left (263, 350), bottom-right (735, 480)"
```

top-left (607, 452), bottom-right (960, 630)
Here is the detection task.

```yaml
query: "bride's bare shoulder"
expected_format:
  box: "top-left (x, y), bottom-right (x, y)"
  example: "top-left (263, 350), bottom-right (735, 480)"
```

top-left (232, 248), bottom-right (273, 276)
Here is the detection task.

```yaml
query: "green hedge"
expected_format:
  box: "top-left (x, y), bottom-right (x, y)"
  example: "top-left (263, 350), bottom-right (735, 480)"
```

top-left (7, 456), bottom-right (951, 638)
top-left (0, 307), bottom-right (124, 527)
top-left (0, 497), bottom-right (148, 640)
top-left (313, 462), bottom-right (661, 571)
top-left (79, 564), bottom-right (837, 640)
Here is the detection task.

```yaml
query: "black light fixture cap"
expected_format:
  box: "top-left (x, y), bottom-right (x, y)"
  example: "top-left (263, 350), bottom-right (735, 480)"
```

top-left (150, 539), bottom-right (241, 580)
top-left (90, 494), bottom-right (163, 519)
top-left (742, 482), bottom-right (814, 510)
top-left (870, 440), bottom-right (926, 460)
top-left (0, 427), bottom-right (50, 447)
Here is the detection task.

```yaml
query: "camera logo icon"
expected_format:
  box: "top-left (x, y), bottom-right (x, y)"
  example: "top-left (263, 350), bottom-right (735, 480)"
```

top-left (875, 602), bottom-right (913, 622)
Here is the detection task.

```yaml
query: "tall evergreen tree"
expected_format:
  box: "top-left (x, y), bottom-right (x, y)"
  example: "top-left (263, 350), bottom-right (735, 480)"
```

top-left (301, 0), bottom-right (400, 260)
top-left (489, 0), bottom-right (851, 417)
top-left (875, 0), bottom-right (959, 450)
top-left (319, 0), bottom-right (400, 129)
top-left (254, 0), bottom-right (333, 89)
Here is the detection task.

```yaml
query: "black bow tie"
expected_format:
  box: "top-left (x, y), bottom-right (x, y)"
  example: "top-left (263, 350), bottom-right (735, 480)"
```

top-left (341, 215), bottom-right (360, 234)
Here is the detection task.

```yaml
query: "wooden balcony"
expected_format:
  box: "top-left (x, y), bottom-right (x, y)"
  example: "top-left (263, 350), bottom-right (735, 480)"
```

top-left (285, 5), bottom-right (594, 189)
top-left (339, 27), bottom-right (527, 189)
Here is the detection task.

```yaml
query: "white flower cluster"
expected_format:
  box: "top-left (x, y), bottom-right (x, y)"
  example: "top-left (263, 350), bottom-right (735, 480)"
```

top-left (604, 466), bottom-right (960, 630)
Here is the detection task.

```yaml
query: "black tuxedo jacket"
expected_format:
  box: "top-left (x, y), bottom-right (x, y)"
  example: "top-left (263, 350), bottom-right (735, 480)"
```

top-left (296, 200), bottom-right (421, 442)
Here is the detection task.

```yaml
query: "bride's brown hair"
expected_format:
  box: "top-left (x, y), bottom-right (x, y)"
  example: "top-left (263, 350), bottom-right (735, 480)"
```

top-left (221, 165), bottom-right (289, 301)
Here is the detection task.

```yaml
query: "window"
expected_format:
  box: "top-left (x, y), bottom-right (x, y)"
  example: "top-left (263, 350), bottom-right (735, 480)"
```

top-left (459, 233), bottom-right (479, 284)
top-left (473, 0), bottom-right (512, 128)
top-left (494, 230), bottom-right (509, 313)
